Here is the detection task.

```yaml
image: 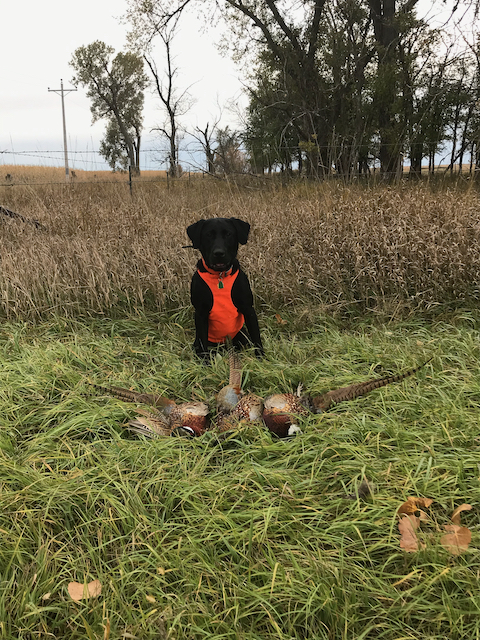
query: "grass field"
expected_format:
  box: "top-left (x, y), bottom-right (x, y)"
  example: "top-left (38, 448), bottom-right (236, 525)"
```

top-left (1, 310), bottom-right (479, 639)
top-left (0, 169), bottom-right (479, 638)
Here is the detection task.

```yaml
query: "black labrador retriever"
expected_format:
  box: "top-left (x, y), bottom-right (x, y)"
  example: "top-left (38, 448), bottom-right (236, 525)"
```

top-left (186, 217), bottom-right (263, 360)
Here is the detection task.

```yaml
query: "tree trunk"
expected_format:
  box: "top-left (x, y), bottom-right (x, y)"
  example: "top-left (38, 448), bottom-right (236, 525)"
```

top-left (369, 0), bottom-right (402, 179)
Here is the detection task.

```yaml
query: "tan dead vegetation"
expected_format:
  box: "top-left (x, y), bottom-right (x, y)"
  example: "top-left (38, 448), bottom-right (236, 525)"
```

top-left (1, 169), bottom-right (480, 320)
top-left (1, 164), bottom-right (168, 184)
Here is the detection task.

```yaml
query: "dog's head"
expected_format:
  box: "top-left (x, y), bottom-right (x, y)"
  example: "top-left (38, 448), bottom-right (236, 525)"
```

top-left (186, 217), bottom-right (250, 271)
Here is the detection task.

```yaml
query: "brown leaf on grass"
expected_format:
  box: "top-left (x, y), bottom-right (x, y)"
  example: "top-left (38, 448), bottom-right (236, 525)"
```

top-left (451, 503), bottom-right (472, 525)
top-left (398, 496), bottom-right (433, 519)
top-left (398, 514), bottom-right (425, 552)
top-left (440, 525), bottom-right (472, 555)
top-left (440, 504), bottom-right (473, 555)
top-left (275, 314), bottom-right (287, 325)
top-left (68, 579), bottom-right (102, 602)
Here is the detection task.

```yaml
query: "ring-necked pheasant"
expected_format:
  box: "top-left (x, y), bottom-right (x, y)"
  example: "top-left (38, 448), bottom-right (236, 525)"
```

top-left (93, 383), bottom-right (209, 438)
top-left (262, 385), bottom-right (308, 437)
top-left (262, 360), bottom-right (431, 437)
top-left (215, 346), bottom-right (264, 432)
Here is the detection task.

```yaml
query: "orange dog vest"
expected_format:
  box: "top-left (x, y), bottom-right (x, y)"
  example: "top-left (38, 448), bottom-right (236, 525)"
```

top-left (197, 260), bottom-right (245, 343)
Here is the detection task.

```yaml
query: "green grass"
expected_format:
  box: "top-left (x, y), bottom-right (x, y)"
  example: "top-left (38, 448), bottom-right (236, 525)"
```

top-left (0, 309), bottom-right (479, 639)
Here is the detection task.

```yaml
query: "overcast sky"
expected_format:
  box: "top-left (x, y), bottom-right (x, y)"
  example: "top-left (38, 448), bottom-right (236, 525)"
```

top-left (0, 0), bottom-right (245, 171)
top-left (1, 1), bottom-right (472, 173)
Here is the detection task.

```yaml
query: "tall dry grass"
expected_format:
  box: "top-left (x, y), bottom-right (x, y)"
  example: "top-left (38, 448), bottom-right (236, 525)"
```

top-left (1, 173), bottom-right (480, 319)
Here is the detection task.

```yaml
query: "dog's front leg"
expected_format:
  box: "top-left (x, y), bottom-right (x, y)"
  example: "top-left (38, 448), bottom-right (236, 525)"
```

top-left (191, 273), bottom-right (214, 361)
top-left (243, 307), bottom-right (264, 358)
top-left (193, 310), bottom-right (211, 361)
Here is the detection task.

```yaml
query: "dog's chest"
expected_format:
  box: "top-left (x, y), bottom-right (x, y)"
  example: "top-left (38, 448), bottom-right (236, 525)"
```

top-left (197, 268), bottom-right (244, 342)
top-left (197, 267), bottom-right (239, 306)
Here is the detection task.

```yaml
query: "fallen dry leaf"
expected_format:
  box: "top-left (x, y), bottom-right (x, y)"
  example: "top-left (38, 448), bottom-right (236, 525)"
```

top-left (440, 525), bottom-right (472, 555)
top-left (275, 314), bottom-right (287, 325)
top-left (398, 497), bottom-right (433, 522)
top-left (398, 514), bottom-right (425, 552)
top-left (451, 504), bottom-right (472, 526)
top-left (146, 595), bottom-right (156, 603)
top-left (398, 496), bottom-right (433, 516)
top-left (41, 592), bottom-right (51, 601)
top-left (68, 579), bottom-right (102, 602)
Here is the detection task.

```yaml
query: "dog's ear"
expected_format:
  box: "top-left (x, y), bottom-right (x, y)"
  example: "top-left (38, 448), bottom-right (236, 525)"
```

top-left (229, 218), bottom-right (251, 245)
top-left (186, 220), bottom-right (205, 249)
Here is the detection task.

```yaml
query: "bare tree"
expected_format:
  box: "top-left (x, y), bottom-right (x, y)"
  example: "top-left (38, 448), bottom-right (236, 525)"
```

top-left (125, 9), bottom-right (193, 177)
top-left (214, 126), bottom-right (246, 175)
top-left (191, 118), bottom-right (221, 174)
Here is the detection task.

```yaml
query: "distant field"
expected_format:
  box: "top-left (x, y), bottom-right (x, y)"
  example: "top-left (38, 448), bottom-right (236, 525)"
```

top-left (1, 164), bottom-right (169, 184)
top-left (0, 163), bottom-right (470, 184)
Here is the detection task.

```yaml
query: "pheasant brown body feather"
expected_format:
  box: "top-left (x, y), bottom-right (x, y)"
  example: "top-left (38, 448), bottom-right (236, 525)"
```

top-left (127, 409), bottom-right (171, 438)
top-left (216, 394), bottom-right (264, 432)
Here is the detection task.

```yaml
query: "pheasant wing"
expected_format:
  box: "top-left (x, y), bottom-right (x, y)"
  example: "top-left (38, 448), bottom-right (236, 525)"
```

top-left (126, 413), bottom-right (171, 438)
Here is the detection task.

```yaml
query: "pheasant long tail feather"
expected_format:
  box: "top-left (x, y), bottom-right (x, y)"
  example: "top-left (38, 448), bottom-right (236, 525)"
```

top-left (92, 383), bottom-right (173, 408)
top-left (315, 359), bottom-right (431, 411)
top-left (225, 338), bottom-right (242, 391)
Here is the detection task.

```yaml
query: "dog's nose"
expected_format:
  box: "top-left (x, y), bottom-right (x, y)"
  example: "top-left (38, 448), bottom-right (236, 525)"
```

top-left (213, 249), bottom-right (226, 261)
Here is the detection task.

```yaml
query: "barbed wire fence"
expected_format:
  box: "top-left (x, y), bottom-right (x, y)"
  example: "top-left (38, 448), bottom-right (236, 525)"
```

top-left (1, 142), bottom-right (477, 190)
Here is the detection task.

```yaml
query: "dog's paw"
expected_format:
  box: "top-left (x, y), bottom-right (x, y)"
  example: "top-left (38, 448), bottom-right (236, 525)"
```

top-left (195, 350), bottom-right (211, 364)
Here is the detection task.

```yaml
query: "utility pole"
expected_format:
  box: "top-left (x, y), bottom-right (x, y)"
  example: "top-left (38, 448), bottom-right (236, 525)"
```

top-left (48, 79), bottom-right (77, 181)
